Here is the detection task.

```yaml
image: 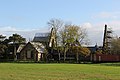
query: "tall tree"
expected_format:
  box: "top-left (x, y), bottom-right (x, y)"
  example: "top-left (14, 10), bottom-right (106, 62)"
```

top-left (60, 24), bottom-right (87, 46)
top-left (111, 37), bottom-right (120, 54)
top-left (70, 46), bottom-right (90, 63)
top-left (9, 34), bottom-right (26, 43)
top-left (59, 24), bottom-right (88, 61)
top-left (0, 44), bottom-right (7, 59)
top-left (47, 18), bottom-right (64, 46)
top-left (8, 33), bottom-right (26, 61)
top-left (0, 35), bottom-right (9, 59)
top-left (0, 35), bottom-right (6, 42)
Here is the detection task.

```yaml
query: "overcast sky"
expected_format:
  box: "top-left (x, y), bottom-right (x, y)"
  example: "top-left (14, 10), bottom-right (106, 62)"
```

top-left (0, 0), bottom-right (120, 45)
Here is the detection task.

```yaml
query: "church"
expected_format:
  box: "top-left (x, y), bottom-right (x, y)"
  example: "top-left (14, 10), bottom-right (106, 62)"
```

top-left (17, 28), bottom-right (56, 61)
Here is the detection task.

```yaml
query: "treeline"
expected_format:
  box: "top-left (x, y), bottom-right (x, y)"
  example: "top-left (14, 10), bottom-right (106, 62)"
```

top-left (47, 19), bottom-right (91, 62)
top-left (0, 34), bottom-right (26, 60)
top-left (0, 18), bottom-right (91, 62)
top-left (0, 18), bottom-right (120, 62)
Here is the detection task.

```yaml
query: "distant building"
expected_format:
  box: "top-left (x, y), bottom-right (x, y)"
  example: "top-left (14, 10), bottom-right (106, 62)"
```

top-left (18, 42), bottom-right (46, 61)
top-left (33, 28), bottom-right (56, 48)
top-left (33, 33), bottom-right (50, 45)
top-left (87, 44), bottom-right (98, 54)
top-left (16, 28), bottom-right (56, 61)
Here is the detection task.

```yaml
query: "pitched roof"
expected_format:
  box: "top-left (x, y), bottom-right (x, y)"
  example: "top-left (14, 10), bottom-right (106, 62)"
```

top-left (17, 44), bottom-right (25, 53)
top-left (18, 42), bottom-right (46, 53)
top-left (33, 33), bottom-right (50, 42)
top-left (33, 37), bottom-right (49, 42)
top-left (30, 42), bottom-right (46, 53)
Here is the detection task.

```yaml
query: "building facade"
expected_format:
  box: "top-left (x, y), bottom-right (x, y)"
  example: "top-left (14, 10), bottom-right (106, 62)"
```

top-left (19, 42), bottom-right (46, 61)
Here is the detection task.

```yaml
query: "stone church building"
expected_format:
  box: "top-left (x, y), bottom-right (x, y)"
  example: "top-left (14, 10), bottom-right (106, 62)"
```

top-left (17, 28), bottom-right (56, 61)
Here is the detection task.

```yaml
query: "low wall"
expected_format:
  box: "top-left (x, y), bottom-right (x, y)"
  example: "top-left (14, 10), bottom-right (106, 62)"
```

top-left (92, 54), bottom-right (120, 62)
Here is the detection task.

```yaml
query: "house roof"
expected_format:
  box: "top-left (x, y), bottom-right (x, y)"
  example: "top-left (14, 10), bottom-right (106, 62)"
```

top-left (30, 42), bottom-right (46, 53)
top-left (33, 37), bottom-right (49, 42)
top-left (35, 33), bottom-right (50, 37)
top-left (33, 33), bottom-right (50, 42)
top-left (18, 42), bottom-right (46, 53)
top-left (17, 44), bottom-right (25, 53)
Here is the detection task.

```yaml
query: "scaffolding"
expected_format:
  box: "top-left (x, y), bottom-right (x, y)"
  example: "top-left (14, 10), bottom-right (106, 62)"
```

top-left (103, 24), bottom-right (112, 54)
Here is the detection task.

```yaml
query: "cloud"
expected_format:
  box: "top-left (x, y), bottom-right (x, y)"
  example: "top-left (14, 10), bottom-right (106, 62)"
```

top-left (0, 26), bottom-right (50, 41)
top-left (91, 11), bottom-right (120, 37)
top-left (0, 24), bottom-right (111, 46)
top-left (91, 11), bottom-right (120, 41)
top-left (92, 12), bottom-right (120, 19)
top-left (0, 26), bottom-right (17, 32)
top-left (82, 20), bottom-right (120, 46)
top-left (1, 20), bottom-right (120, 46)
top-left (105, 20), bottom-right (120, 36)
top-left (82, 23), bottom-right (103, 45)
top-left (82, 22), bottom-right (92, 29)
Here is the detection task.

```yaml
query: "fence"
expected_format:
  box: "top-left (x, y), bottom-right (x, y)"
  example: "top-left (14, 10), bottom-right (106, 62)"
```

top-left (91, 54), bottom-right (120, 62)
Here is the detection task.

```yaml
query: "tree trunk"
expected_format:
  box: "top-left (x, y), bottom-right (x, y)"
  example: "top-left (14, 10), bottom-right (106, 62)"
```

top-left (76, 52), bottom-right (78, 63)
top-left (58, 52), bottom-right (60, 62)
top-left (64, 49), bottom-right (66, 62)
top-left (14, 44), bottom-right (17, 61)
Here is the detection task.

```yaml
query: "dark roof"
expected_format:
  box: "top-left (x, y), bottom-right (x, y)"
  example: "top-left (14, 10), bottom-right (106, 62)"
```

top-left (33, 37), bottom-right (49, 42)
top-left (33, 33), bottom-right (50, 42)
top-left (87, 45), bottom-right (98, 53)
top-left (35, 33), bottom-right (50, 37)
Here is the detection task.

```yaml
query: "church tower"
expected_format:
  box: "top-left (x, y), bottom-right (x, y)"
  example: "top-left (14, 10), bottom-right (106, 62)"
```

top-left (49, 28), bottom-right (57, 48)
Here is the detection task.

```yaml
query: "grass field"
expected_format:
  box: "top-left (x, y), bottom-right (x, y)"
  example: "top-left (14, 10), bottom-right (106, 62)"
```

top-left (0, 63), bottom-right (120, 80)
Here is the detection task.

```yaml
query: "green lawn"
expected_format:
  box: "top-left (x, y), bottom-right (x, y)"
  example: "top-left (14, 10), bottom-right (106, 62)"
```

top-left (0, 63), bottom-right (119, 80)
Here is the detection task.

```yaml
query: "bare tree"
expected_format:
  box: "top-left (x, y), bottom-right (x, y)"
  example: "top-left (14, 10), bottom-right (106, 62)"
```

top-left (47, 18), bottom-right (64, 46)
top-left (47, 19), bottom-right (89, 62)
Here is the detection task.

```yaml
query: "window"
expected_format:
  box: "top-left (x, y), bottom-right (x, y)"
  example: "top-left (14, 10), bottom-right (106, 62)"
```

top-left (27, 51), bottom-right (31, 59)
top-left (31, 51), bottom-right (34, 59)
